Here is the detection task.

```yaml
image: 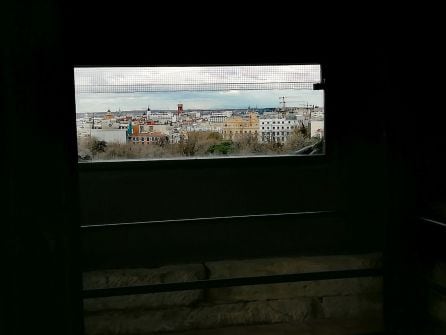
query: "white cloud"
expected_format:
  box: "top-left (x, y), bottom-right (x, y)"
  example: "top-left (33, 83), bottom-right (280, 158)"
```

top-left (219, 90), bottom-right (240, 95)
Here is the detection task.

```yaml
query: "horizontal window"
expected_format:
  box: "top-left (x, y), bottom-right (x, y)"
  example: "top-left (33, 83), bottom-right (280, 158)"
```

top-left (74, 65), bottom-right (325, 162)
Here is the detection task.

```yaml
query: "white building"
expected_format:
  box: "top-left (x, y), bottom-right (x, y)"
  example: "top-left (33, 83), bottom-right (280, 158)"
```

top-left (185, 122), bottom-right (223, 133)
top-left (190, 111), bottom-right (201, 118)
top-left (77, 117), bottom-right (127, 137)
top-left (139, 123), bottom-right (171, 135)
top-left (209, 111), bottom-right (233, 123)
top-left (102, 119), bottom-right (127, 129)
top-left (259, 115), bottom-right (306, 143)
top-left (311, 111), bottom-right (324, 119)
top-left (90, 129), bottom-right (127, 144)
top-left (168, 129), bottom-right (185, 144)
top-left (146, 111), bottom-right (175, 123)
top-left (309, 120), bottom-right (324, 139)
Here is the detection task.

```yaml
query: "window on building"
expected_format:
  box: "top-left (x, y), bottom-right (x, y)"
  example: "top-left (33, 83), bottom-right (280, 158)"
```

top-left (75, 65), bottom-right (324, 161)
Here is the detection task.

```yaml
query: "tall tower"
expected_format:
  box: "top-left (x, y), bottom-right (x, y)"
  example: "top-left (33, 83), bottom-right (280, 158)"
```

top-left (104, 109), bottom-right (113, 120)
top-left (177, 103), bottom-right (183, 115)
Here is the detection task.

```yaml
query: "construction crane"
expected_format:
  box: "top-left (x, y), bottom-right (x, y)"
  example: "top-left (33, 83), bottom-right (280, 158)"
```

top-left (279, 96), bottom-right (308, 110)
top-left (278, 97), bottom-right (316, 125)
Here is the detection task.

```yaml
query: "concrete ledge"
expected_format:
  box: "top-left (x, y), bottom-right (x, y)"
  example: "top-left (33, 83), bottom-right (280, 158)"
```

top-left (427, 260), bottom-right (446, 326)
top-left (84, 290), bottom-right (204, 312)
top-left (83, 253), bottom-right (383, 334)
top-left (84, 298), bottom-right (316, 335)
top-left (156, 318), bottom-right (384, 335)
top-left (321, 294), bottom-right (383, 319)
top-left (429, 290), bottom-right (446, 323)
top-left (431, 261), bottom-right (446, 288)
top-left (83, 264), bottom-right (207, 289)
top-left (205, 253), bottom-right (381, 279)
top-left (84, 264), bottom-right (206, 311)
top-left (207, 277), bottom-right (382, 303)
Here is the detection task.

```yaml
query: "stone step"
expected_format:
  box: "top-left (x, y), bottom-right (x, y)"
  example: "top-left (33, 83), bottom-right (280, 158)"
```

top-left (155, 318), bottom-right (383, 335)
top-left (84, 296), bottom-right (382, 335)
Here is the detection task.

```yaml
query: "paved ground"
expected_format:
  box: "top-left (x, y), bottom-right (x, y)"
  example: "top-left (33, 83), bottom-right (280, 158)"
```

top-left (162, 318), bottom-right (383, 335)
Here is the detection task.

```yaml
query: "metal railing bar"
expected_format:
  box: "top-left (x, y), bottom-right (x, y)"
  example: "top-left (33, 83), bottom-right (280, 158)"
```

top-left (419, 217), bottom-right (446, 229)
top-left (83, 268), bottom-right (382, 299)
top-left (81, 210), bottom-right (337, 229)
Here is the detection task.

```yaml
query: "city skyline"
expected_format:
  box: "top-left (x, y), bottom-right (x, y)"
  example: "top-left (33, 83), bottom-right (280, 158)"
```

top-left (75, 89), bottom-right (324, 114)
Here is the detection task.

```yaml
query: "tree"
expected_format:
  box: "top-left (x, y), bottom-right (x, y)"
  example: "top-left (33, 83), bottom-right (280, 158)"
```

top-left (298, 122), bottom-right (308, 137)
top-left (91, 138), bottom-right (107, 154)
top-left (286, 127), bottom-right (319, 152)
top-left (207, 141), bottom-right (233, 155)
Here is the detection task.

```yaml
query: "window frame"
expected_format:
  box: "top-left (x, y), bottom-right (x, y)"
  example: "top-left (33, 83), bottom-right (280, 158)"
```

top-left (75, 62), bottom-right (331, 169)
top-left (75, 62), bottom-right (338, 228)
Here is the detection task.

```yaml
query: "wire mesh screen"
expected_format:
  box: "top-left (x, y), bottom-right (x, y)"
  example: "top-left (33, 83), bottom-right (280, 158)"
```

top-left (74, 65), bottom-right (321, 93)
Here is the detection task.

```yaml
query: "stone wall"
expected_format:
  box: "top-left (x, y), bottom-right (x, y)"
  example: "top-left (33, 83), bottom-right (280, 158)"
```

top-left (427, 261), bottom-right (446, 334)
top-left (83, 253), bottom-right (382, 335)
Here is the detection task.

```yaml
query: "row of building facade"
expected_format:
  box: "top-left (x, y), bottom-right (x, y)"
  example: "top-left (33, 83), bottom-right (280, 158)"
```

top-left (77, 106), bottom-right (324, 145)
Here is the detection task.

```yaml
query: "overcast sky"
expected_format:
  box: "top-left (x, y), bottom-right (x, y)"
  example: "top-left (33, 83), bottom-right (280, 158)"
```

top-left (74, 65), bottom-right (323, 113)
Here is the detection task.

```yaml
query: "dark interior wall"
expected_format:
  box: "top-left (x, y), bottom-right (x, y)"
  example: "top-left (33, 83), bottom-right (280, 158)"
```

top-left (4, 2), bottom-right (441, 335)
top-left (367, 34), bottom-right (446, 334)
top-left (78, 157), bottom-right (338, 225)
top-left (76, 50), bottom-right (389, 225)
top-left (65, 5), bottom-right (396, 269)
top-left (3, 1), bottom-right (82, 335)
top-left (77, 50), bottom-right (392, 269)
